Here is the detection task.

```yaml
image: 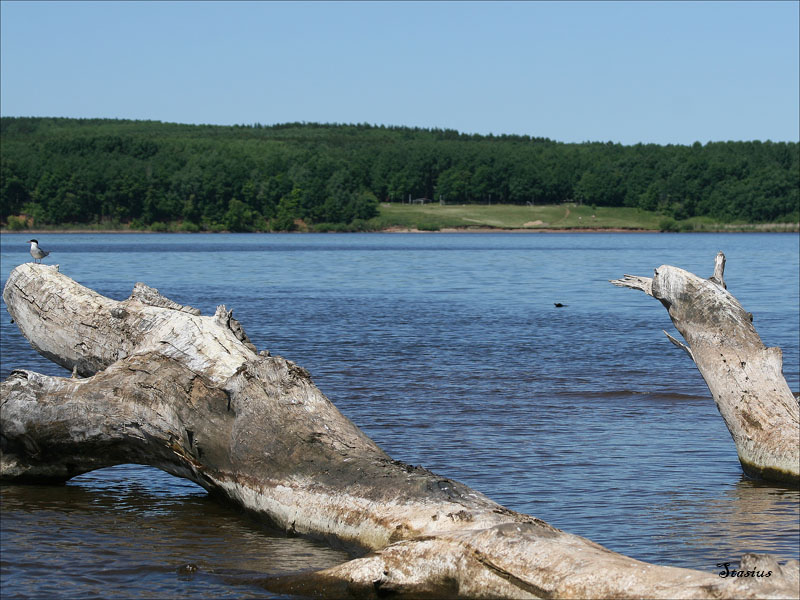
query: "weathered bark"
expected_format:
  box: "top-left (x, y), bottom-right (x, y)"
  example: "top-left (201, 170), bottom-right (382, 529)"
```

top-left (2, 263), bottom-right (798, 599)
top-left (612, 252), bottom-right (799, 484)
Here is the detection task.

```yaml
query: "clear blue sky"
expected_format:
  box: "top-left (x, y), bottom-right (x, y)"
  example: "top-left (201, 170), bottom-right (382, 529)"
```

top-left (1, 0), bottom-right (798, 145)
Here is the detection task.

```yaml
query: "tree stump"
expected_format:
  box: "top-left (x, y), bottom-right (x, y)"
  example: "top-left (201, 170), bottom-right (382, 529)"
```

top-left (612, 252), bottom-right (799, 484)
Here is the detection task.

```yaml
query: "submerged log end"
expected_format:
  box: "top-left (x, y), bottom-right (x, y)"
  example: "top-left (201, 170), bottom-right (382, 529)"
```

top-left (738, 423), bottom-right (800, 484)
top-left (739, 458), bottom-right (800, 486)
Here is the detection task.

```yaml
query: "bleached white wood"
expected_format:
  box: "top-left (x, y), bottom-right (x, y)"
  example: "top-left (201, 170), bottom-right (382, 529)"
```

top-left (612, 252), bottom-right (799, 483)
top-left (2, 263), bottom-right (797, 599)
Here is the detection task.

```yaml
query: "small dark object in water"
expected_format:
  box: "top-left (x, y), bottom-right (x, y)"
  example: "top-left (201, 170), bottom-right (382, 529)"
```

top-left (177, 563), bottom-right (199, 576)
top-left (554, 303), bottom-right (566, 308)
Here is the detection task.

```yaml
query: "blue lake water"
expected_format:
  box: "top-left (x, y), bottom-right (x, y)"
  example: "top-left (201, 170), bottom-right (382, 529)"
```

top-left (1, 231), bottom-right (798, 598)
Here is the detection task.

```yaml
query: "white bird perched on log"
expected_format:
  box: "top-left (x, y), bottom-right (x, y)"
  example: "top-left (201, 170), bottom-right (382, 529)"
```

top-left (28, 239), bottom-right (50, 263)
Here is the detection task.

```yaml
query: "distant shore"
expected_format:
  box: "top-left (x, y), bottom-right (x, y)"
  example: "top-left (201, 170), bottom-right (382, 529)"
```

top-left (3, 225), bottom-right (798, 235)
top-left (2, 227), bottom-right (659, 234)
top-left (3, 202), bottom-right (798, 234)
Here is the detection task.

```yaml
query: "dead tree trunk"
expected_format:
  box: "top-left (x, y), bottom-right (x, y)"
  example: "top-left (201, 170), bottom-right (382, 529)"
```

top-left (2, 263), bottom-right (797, 599)
top-left (612, 252), bottom-right (799, 484)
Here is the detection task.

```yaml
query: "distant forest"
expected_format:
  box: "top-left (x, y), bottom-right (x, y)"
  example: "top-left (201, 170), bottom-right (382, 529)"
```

top-left (1, 117), bottom-right (798, 231)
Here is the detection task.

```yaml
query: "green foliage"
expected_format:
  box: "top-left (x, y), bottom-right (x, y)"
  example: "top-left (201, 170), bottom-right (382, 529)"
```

top-left (21, 202), bottom-right (48, 226)
top-left (204, 220), bottom-right (226, 233)
top-left (659, 217), bottom-right (680, 232)
top-left (6, 215), bottom-right (28, 230)
top-left (272, 188), bottom-right (302, 231)
top-left (0, 117), bottom-right (797, 230)
top-left (179, 220), bottom-right (200, 233)
top-left (223, 198), bottom-right (262, 232)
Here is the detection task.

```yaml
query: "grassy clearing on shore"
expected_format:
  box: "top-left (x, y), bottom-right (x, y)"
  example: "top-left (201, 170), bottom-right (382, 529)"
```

top-left (373, 203), bottom-right (800, 232)
top-left (375, 203), bottom-right (658, 230)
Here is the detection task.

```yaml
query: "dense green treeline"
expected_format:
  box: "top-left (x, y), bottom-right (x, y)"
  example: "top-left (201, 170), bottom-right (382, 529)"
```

top-left (1, 117), bottom-right (797, 231)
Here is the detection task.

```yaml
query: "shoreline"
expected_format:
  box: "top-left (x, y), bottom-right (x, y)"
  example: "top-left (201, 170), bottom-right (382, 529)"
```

top-left (3, 226), bottom-right (798, 235)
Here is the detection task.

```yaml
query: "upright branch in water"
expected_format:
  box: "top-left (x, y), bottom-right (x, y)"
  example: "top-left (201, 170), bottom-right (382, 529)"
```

top-left (2, 263), bottom-right (798, 599)
top-left (612, 252), bottom-right (799, 484)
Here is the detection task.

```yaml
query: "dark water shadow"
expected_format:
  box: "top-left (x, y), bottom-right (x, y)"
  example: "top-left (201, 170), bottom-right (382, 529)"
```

top-left (0, 464), bottom-right (351, 599)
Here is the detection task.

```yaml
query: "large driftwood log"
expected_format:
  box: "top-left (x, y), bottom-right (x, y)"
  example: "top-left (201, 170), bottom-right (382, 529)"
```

top-left (2, 263), bottom-right (798, 599)
top-left (612, 252), bottom-right (799, 484)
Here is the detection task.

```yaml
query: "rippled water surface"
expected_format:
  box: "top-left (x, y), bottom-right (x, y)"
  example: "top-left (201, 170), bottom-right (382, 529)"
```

top-left (2, 232), bottom-right (798, 598)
